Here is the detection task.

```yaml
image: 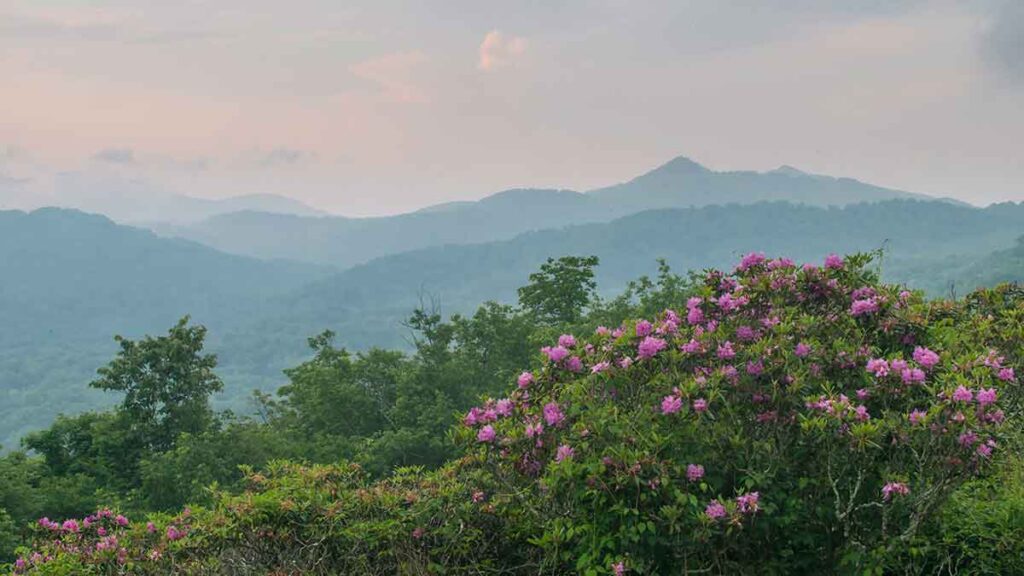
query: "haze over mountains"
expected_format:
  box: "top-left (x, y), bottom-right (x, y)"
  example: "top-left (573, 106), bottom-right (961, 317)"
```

top-left (1, 155), bottom-right (1021, 450)
top-left (147, 156), bottom-right (938, 266)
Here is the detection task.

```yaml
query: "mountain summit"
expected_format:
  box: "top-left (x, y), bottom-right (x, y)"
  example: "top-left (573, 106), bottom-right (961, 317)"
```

top-left (586, 154), bottom-right (929, 208)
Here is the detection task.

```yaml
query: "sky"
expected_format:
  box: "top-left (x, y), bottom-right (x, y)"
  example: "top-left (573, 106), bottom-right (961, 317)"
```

top-left (1, 0), bottom-right (1022, 216)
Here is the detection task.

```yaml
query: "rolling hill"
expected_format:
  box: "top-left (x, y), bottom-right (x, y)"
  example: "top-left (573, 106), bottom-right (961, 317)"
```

top-left (0, 208), bottom-right (330, 448)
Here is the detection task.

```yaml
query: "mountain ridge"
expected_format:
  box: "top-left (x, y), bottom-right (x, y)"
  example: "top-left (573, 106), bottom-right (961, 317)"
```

top-left (149, 155), bottom-right (944, 266)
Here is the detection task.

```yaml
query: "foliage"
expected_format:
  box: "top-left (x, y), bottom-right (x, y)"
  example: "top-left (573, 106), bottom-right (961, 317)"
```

top-left (454, 253), bottom-right (1022, 573)
top-left (6, 253), bottom-right (1023, 575)
top-left (89, 317), bottom-right (223, 453)
top-left (517, 256), bottom-right (600, 325)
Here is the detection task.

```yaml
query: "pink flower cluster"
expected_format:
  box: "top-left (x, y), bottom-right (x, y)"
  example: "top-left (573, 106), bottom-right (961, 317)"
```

top-left (881, 482), bottom-right (910, 501)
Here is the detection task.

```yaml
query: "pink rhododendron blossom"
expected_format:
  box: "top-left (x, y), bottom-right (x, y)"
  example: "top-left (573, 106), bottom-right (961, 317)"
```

top-left (716, 293), bottom-right (748, 313)
top-left (882, 482), bottom-right (910, 501)
top-left (794, 342), bottom-right (812, 357)
top-left (558, 334), bottom-right (576, 348)
top-left (687, 306), bottom-right (704, 325)
top-left (525, 422), bottom-right (544, 438)
top-left (565, 356), bottom-right (584, 373)
top-left (463, 407), bottom-right (483, 427)
top-left (958, 431), bottom-right (978, 447)
top-left (591, 361), bottom-right (611, 374)
top-left (166, 526), bottom-right (184, 541)
top-left (477, 425), bottom-right (496, 443)
top-left (517, 371), bottom-right (534, 389)
top-left (853, 405), bottom-right (870, 421)
top-left (912, 347), bottom-right (940, 369)
top-left (850, 297), bottom-right (879, 316)
top-left (736, 492), bottom-right (760, 513)
top-left (555, 444), bottom-right (575, 462)
top-left (977, 388), bottom-right (997, 406)
top-left (952, 386), bottom-right (973, 403)
top-left (637, 336), bottom-right (668, 359)
top-left (693, 398), bottom-right (708, 413)
top-left (595, 326), bottom-right (611, 336)
top-left (618, 356), bottom-right (633, 369)
top-left (998, 367), bottom-right (1016, 382)
top-left (738, 252), bottom-right (766, 271)
top-left (658, 319), bottom-right (679, 335)
top-left (543, 402), bottom-right (566, 427)
top-left (856, 388), bottom-right (869, 400)
top-left (866, 358), bottom-right (889, 377)
top-left (705, 501), bottom-right (727, 520)
top-left (612, 561), bottom-right (627, 576)
top-left (717, 341), bottom-right (736, 360)
top-left (851, 286), bottom-right (876, 300)
top-left (495, 399), bottom-right (514, 417)
top-left (746, 360), bottom-right (764, 376)
top-left (736, 325), bottom-right (758, 341)
top-left (542, 346), bottom-right (569, 363)
top-left (909, 410), bottom-right (927, 425)
top-left (635, 320), bottom-right (653, 337)
top-left (901, 368), bottom-right (925, 384)
top-left (681, 339), bottom-right (703, 354)
top-left (661, 395), bottom-right (682, 414)
top-left (687, 464), bottom-right (705, 482)
top-left (824, 254), bottom-right (844, 269)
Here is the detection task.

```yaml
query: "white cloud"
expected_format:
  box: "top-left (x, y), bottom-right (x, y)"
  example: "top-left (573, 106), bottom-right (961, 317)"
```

top-left (478, 30), bottom-right (527, 71)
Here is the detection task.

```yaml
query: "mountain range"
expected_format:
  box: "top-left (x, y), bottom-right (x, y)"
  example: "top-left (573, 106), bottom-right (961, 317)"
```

top-left (147, 156), bottom-right (939, 266)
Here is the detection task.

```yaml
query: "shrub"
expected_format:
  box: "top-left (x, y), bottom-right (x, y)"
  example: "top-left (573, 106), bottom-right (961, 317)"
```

top-left (457, 253), bottom-right (1021, 574)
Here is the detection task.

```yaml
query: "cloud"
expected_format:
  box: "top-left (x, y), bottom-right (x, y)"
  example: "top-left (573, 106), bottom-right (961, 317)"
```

top-left (92, 147), bottom-right (136, 164)
top-left (478, 30), bottom-right (527, 71)
top-left (257, 147), bottom-right (313, 167)
top-left (349, 51), bottom-right (429, 103)
top-left (983, 0), bottom-right (1024, 84)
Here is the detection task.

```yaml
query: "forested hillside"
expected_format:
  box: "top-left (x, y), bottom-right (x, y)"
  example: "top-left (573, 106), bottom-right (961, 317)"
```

top-left (0, 209), bottom-right (330, 448)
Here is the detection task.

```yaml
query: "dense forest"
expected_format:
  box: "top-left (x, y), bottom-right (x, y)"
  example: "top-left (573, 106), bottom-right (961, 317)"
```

top-left (1, 252), bottom-right (1022, 574)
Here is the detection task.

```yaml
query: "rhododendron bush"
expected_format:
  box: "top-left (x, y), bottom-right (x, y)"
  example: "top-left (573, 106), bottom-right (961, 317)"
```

top-left (8, 254), bottom-right (1023, 575)
top-left (457, 253), bottom-right (1022, 573)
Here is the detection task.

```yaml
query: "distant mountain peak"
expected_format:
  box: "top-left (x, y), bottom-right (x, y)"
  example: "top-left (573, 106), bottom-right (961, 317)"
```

top-left (652, 155), bottom-right (711, 176)
top-left (771, 165), bottom-right (807, 177)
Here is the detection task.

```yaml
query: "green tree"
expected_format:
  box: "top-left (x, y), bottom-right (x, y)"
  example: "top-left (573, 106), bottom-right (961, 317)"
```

top-left (517, 255), bottom-right (600, 325)
top-left (90, 316), bottom-right (223, 452)
top-left (0, 508), bottom-right (17, 563)
top-left (277, 332), bottom-right (401, 441)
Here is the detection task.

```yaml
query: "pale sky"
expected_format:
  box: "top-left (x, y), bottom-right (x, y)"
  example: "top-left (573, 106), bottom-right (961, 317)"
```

top-left (1, 0), bottom-right (1022, 216)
